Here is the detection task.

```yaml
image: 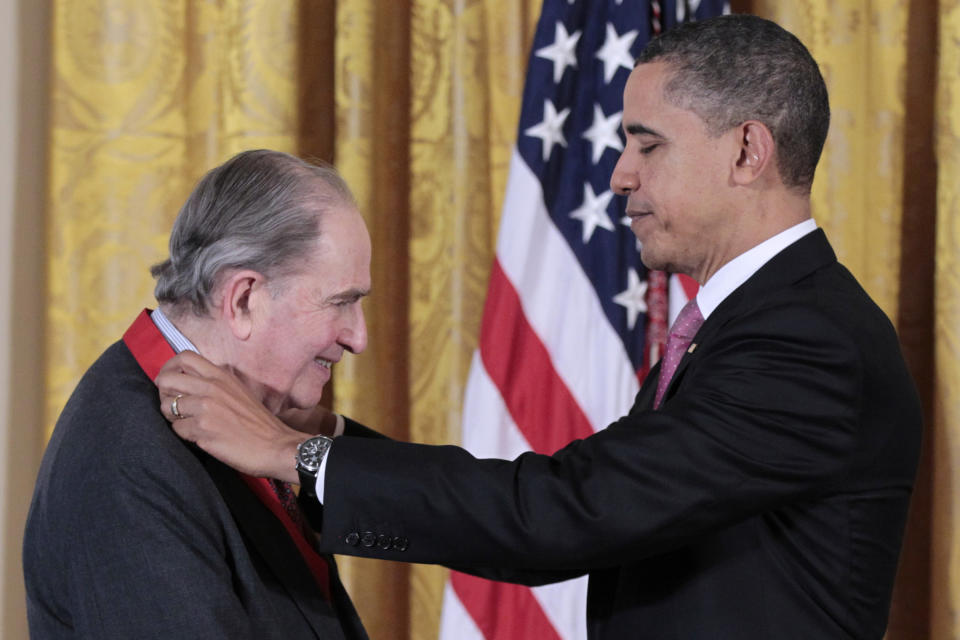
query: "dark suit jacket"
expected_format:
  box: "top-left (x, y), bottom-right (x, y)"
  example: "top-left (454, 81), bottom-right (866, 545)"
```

top-left (317, 230), bottom-right (922, 639)
top-left (23, 339), bottom-right (368, 639)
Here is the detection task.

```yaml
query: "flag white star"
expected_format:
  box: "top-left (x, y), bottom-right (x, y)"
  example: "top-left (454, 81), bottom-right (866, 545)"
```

top-left (595, 23), bottom-right (639, 84)
top-left (570, 183), bottom-right (615, 243)
top-left (535, 22), bottom-right (581, 83)
top-left (524, 99), bottom-right (570, 161)
top-left (678, 0), bottom-right (704, 22)
top-left (582, 104), bottom-right (623, 164)
top-left (613, 268), bottom-right (649, 329)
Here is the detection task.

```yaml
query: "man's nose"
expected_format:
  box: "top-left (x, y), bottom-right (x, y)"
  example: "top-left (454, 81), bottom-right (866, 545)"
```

top-left (340, 305), bottom-right (368, 354)
top-left (610, 151), bottom-right (639, 195)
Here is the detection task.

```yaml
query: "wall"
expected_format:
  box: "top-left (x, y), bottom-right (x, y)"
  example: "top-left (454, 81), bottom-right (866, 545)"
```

top-left (0, 0), bottom-right (50, 637)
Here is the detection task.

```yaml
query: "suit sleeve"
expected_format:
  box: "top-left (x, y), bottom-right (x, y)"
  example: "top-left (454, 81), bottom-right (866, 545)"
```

top-left (342, 416), bottom-right (389, 440)
top-left (333, 419), bottom-right (584, 585)
top-left (316, 303), bottom-right (880, 571)
top-left (67, 426), bottom-right (258, 639)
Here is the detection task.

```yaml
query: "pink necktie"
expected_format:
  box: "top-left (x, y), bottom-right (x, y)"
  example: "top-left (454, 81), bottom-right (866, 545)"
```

top-left (654, 299), bottom-right (704, 409)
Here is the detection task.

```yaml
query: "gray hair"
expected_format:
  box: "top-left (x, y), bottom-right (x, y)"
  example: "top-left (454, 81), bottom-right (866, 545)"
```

top-left (151, 149), bottom-right (356, 316)
top-left (636, 14), bottom-right (830, 193)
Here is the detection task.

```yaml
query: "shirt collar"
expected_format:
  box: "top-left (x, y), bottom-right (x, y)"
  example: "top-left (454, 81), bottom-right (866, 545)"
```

top-left (150, 307), bottom-right (200, 354)
top-left (696, 219), bottom-right (818, 320)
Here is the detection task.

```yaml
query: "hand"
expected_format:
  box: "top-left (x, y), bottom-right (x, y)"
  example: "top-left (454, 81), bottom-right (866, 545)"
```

top-left (155, 351), bottom-right (304, 483)
top-left (278, 404), bottom-right (339, 438)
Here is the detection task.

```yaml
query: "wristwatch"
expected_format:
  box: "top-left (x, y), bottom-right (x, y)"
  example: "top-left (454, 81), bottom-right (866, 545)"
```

top-left (295, 435), bottom-right (333, 499)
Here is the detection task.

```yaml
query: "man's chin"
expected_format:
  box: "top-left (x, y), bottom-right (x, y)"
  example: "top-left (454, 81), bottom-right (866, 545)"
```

top-left (638, 247), bottom-right (686, 277)
top-left (637, 248), bottom-right (664, 272)
top-left (286, 389), bottom-right (326, 413)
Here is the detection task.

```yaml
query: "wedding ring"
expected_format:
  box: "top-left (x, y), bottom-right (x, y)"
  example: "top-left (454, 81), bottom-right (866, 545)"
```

top-left (171, 394), bottom-right (184, 420)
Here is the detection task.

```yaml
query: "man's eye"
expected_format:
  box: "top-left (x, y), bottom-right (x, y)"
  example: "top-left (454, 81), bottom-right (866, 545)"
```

top-left (640, 144), bottom-right (660, 155)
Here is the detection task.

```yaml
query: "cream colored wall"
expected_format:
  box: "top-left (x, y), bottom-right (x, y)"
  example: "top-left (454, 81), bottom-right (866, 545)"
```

top-left (1, 0), bottom-right (50, 638)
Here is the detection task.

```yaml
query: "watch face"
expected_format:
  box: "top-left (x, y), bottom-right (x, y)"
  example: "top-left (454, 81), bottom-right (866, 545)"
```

top-left (297, 436), bottom-right (331, 472)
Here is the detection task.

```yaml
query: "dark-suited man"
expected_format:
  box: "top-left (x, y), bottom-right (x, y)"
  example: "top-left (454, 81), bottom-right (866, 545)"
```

top-left (158, 15), bottom-right (923, 640)
top-left (23, 150), bottom-right (374, 639)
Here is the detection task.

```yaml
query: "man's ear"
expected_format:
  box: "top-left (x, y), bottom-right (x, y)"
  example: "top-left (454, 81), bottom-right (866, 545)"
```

top-left (732, 120), bottom-right (775, 186)
top-left (217, 269), bottom-right (268, 341)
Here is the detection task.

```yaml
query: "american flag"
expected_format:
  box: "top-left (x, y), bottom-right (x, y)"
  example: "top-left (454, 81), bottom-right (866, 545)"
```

top-left (439, 1), bottom-right (726, 639)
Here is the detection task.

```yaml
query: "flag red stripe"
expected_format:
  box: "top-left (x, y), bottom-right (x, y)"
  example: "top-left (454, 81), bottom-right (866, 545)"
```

top-left (479, 259), bottom-right (594, 455)
top-left (451, 572), bottom-right (564, 640)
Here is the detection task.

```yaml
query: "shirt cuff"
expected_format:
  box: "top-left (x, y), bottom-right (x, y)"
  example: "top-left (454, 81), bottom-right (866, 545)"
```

top-left (315, 414), bottom-right (344, 504)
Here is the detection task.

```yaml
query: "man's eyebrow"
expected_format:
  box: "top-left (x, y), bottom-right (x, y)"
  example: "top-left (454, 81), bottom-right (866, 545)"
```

top-left (624, 122), bottom-right (664, 138)
top-left (329, 287), bottom-right (371, 302)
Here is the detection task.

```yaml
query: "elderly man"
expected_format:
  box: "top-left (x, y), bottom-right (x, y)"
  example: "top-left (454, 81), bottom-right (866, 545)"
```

top-left (23, 150), bottom-right (373, 639)
top-left (158, 15), bottom-right (922, 639)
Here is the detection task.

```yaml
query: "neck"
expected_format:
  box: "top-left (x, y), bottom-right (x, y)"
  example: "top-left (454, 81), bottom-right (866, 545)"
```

top-left (159, 304), bottom-right (237, 371)
top-left (694, 190), bottom-right (811, 284)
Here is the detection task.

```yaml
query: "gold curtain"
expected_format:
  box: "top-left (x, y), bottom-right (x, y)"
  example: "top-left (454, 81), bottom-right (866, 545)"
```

top-left (329, 3), bottom-right (540, 636)
top-left (44, 1), bottom-right (537, 638)
top-left (44, 0), bottom-right (306, 431)
top-left (752, 1), bottom-right (908, 317)
top-left (934, 1), bottom-right (960, 635)
top-left (42, 1), bottom-right (958, 638)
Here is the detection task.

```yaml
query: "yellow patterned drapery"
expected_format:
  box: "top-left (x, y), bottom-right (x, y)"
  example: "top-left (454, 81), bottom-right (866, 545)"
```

top-left (934, 0), bottom-right (960, 635)
top-left (405, 3), bottom-right (541, 634)
top-left (40, 1), bottom-right (957, 639)
top-left (753, 0), bottom-right (908, 319)
top-left (44, 1), bottom-right (537, 639)
top-left (330, 3), bottom-right (541, 636)
top-left (45, 0), bottom-right (306, 434)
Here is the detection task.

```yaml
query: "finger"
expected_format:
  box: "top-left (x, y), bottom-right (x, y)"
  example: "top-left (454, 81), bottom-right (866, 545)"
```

top-left (160, 392), bottom-right (189, 422)
top-left (156, 350), bottom-right (221, 381)
top-left (168, 414), bottom-right (201, 443)
top-left (157, 352), bottom-right (253, 396)
top-left (155, 367), bottom-right (222, 398)
top-left (155, 354), bottom-right (197, 380)
top-left (155, 376), bottom-right (199, 404)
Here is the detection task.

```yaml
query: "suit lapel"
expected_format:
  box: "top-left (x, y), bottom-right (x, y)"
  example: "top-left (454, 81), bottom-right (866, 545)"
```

top-left (656, 230), bottom-right (838, 407)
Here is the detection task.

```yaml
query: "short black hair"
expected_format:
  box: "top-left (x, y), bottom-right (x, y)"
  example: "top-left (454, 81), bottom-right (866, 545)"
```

top-left (637, 14), bottom-right (830, 193)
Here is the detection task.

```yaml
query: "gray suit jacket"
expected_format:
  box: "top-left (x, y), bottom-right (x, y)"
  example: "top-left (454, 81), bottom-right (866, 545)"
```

top-left (24, 339), bottom-right (367, 639)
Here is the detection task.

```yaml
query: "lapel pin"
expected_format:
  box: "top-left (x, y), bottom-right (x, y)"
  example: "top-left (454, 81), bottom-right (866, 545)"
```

top-left (688, 343), bottom-right (698, 354)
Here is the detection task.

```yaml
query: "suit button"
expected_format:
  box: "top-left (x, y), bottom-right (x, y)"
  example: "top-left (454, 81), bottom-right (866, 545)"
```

top-left (392, 536), bottom-right (409, 552)
top-left (345, 532), bottom-right (360, 547)
top-left (360, 531), bottom-right (377, 547)
top-left (377, 534), bottom-right (392, 550)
